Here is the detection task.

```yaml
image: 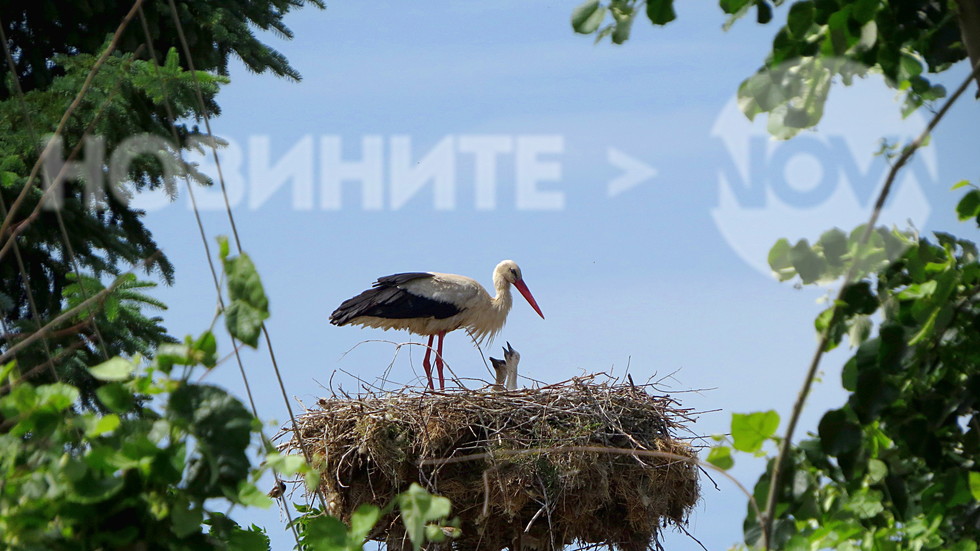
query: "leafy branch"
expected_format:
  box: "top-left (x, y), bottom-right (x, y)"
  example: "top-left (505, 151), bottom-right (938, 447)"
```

top-left (762, 55), bottom-right (980, 548)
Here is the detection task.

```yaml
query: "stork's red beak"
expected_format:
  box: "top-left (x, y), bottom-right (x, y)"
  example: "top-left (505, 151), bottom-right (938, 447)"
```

top-left (514, 279), bottom-right (545, 319)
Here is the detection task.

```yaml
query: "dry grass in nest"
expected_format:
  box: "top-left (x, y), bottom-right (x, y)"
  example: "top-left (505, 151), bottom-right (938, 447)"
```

top-left (279, 375), bottom-right (701, 550)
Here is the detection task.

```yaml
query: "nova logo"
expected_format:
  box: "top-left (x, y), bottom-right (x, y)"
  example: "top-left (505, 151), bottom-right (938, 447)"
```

top-left (710, 60), bottom-right (937, 279)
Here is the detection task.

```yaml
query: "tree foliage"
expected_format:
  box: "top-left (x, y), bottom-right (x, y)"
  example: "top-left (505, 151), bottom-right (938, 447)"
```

top-left (0, 0), bottom-right (324, 97)
top-left (706, 193), bottom-right (980, 551)
top-left (0, 46), bottom-right (221, 400)
top-left (572, 1), bottom-right (980, 549)
top-left (572, 0), bottom-right (975, 136)
top-left (1, 240), bottom-right (456, 550)
top-left (0, 1), bottom-right (463, 547)
top-left (0, 247), bottom-right (271, 550)
top-left (742, 209), bottom-right (980, 549)
top-left (1, 0), bottom-right (322, 400)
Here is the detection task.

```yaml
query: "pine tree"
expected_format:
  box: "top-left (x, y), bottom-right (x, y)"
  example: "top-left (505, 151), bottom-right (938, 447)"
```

top-left (0, 0), bottom-right (323, 401)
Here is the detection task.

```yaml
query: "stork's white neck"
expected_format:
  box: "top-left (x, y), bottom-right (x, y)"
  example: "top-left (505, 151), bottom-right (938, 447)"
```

top-left (464, 268), bottom-right (513, 344)
top-left (490, 275), bottom-right (514, 315)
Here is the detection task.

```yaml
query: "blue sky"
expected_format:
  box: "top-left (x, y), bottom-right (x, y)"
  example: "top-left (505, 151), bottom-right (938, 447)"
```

top-left (140, 2), bottom-right (980, 549)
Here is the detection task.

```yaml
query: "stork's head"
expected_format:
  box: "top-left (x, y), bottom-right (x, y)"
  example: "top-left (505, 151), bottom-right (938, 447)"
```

top-left (502, 341), bottom-right (520, 365)
top-left (494, 260), bottom-right (545, 319)
top-left (490, 356), bottom-right (508, 386)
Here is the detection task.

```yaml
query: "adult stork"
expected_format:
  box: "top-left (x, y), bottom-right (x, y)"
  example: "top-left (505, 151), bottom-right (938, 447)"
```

top-left (329, 260), bottom-right (544, 390)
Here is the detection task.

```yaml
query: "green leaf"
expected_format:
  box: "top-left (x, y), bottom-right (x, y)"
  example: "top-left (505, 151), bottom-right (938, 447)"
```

top-left (305, 469), bottom-right (322, 494)
top-left (89, 357), bottom-right (136, 381)
top-left (571, 0), bottom-right (606, 34)
top-left (898, 280), bottom-right (937, 300)
top-left (96, 382), bottom-right (135, 413)
top-left (755, 1), bottom-right (772, 24)
top-left (167, 384), bottom-right (254, 499)
top-left (225, 302), bottom-right (269, 348)
top-left (867, 458), bottom-right (888, 484)
top-left (969, 471), bottom-right (980, 501)
top-left (818, 228), bottom-right (848, 268)
top-left (950, 179), bottom-right (971, 190)
top-left (611, 16), bottom-right (634, 44)
top-left (224, 253), bottom-right (269, 313)
top-left (398, 483), bottom-right (452, 551)
top-left (825, 8), bottom-right (853, 56)
top-left (787, 1), bottom-right (814, 37)
top-left (738, 69), bottom-right (782, 120)
top-left (841, 356), bottom-right (858, 391)
top-left (646, 0), bottom-right (676, 25)
top-left (349, 504), bottom-right (382, 541)
top-left (70, 475), bottom-right (125, 504)
top-left (846, 490), bottom-right (885, 518)
top-left (900, 54), bottom-right (923, 80)
top-left (223, 252), bottom-right (270, 348)
top-left (37, 382), bottom-right (80, 411)
top-left (193, 330), bottom-right (218, 368)
top-left (841, 281), bottom-right (878, 315)
top-left (593, 25), bottom-right (614, 44)
top-left (851, 0), bottom-right (879, 24)
top-left (908, 302), bottom-right (950, 345)
top-left (956, 189), bottom-right (980, 221)
top-left (302, 515), bottom-right (349, 551)
top-left (171, 499), bottom-right (204, 538)
top-left (155, 344), bottom-right (190, 374)
top-left (731, 410), bottom-right (780, 453)
top-left (266, 453), bottom-right (308, 476)
top-left (217, 235), bottom-right (230, 261)
top-left (768, 238), bottom-right (796, 280)
top-left (790, 239), bottom-right (827, 284)
top-left (237, 482), bottom-right (273, 508)
top-left (87, 414), bottom-right (121, 437)
top-left (0, 360), bottom-right (16, 384)
top-left (847, 315), bottom-right (872, 347)
top-left (719, 0), bottom-right (752, 15)
top-left (818, 408), bottom-right (862, 455)
top-left (3, 383), bottom-right (37, 413)
top-left (814, 306), bottom-right (835, 334)
top-left (207, 513), bottom-right (271, 551)
top-left (706, 445), bottom-right (734, 470)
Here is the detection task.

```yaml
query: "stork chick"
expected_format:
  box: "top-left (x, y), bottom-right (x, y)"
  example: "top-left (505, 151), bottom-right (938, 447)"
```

top-left (489, 342), bottom-right (520, 391)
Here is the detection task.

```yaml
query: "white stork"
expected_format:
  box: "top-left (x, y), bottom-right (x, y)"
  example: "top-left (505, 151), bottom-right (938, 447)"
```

top-left (490, 342), bottom-right (520, 391)
top-left (329, 260), bottom-right (544, 390)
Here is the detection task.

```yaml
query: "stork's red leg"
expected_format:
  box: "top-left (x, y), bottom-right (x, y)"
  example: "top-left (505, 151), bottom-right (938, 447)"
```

top-left (435, 331), bottom-right (446, 390)
top-left (422, 334), bottom-right (435, 389)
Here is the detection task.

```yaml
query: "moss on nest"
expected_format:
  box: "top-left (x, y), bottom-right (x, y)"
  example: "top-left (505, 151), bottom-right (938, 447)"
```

top-left (280, 376), bottom-right (701, 550)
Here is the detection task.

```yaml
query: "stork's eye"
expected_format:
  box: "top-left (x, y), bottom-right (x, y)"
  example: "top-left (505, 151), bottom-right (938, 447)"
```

top-left (510, 268), bottom-right (518, 277)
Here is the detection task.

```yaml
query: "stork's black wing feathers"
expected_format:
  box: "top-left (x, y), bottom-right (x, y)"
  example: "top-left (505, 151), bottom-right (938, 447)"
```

top-left (330, 272), bottom-right (461, 326)
top-left (374, 272), bottom-right (433, 288)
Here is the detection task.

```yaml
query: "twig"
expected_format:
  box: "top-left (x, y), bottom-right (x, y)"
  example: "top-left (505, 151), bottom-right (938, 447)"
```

top-left (338, 338), bottom-right (458, 390)
top-left (524, 504), bottom-right (547, 533)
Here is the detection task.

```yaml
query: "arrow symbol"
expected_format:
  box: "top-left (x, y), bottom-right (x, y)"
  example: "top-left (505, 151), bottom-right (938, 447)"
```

top-left (607, 147), bottom-right (657, 197)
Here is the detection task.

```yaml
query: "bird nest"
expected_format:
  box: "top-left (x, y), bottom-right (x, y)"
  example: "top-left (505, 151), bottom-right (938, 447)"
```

top-left (280, 376), bottom-right (701, 551)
